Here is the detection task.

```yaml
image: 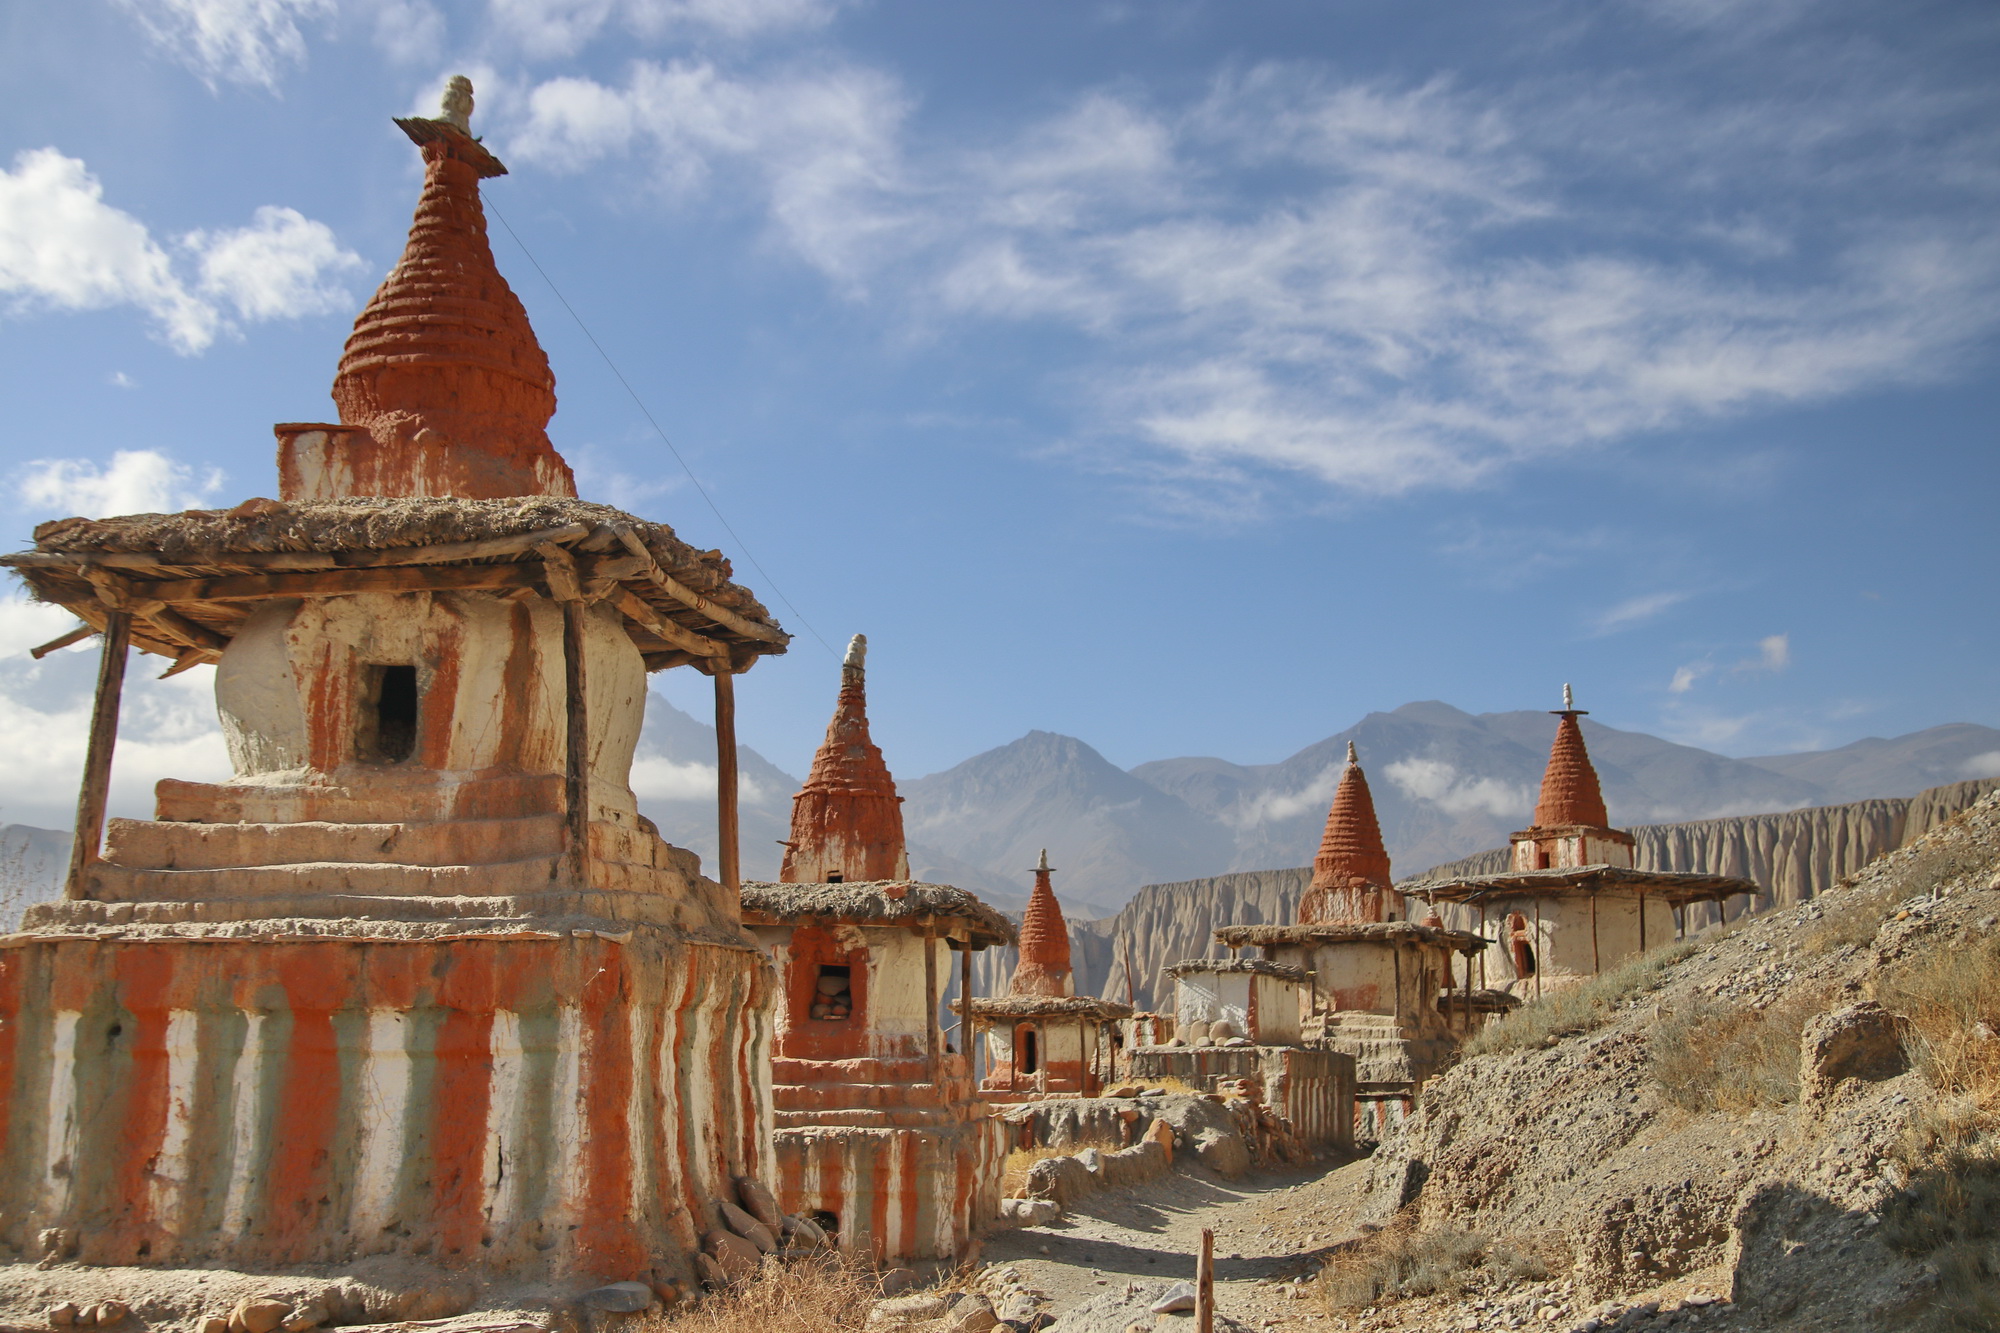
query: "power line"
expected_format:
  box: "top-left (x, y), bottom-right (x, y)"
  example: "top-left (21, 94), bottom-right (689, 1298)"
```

top-left (488, 202), bottom-right (838, 659)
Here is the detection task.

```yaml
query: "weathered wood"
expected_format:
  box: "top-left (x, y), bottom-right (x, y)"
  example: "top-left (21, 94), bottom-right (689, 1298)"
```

top-left (611, 588), bottom-right (725, 660)
top-left (536, 543), bottom-right (585, 603)
top-left (714, 669), bottom-right (740, 895)
top-left (609, 524), bottom-right (787, 645)
top-left (1534, 896), bottom-right (1544, 1001)
top-left (65, 612), bottom-right (131, 900)
top-left (1591, 892), bottom-right (1600, 975)
top-left (561, 600), bottom-right (590, 889)
top-left (958, 942), bottom-right (973, 1056)
top-left (128, 563), bottom-right (540, 603)
top-left (157, 650), bottom-right (215, 679)
top-left (29, 623), bottom-right (96, 659)
top-left (924, 922), bottom-right (940, 1078)
top-left (135, 602), bottom-right (230, 655)
top-left (1196, 1228), bottom-right (1215, 1333)
top-left (1, 522), bottom-right (591, 573)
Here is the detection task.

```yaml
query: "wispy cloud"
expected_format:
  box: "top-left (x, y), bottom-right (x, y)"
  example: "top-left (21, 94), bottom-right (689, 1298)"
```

top-left (117, 0), bottom-right (334, 90)
top-left (16, 450), bottom-right (225, 519)
top-left (1594, 590), bottom-right (1691, 635)
top-left (1668, 631), bottom-right (1791, 697)
top-left (1385, 756), bottom-right (1531, 819)
top-left (0, 150), bottom-right (362, 353)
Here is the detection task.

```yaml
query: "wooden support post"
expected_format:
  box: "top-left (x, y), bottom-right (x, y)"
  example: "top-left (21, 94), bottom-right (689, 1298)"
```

top-left (560, 600), bottom-right (590, 888)
top-left (1196, 1227), bottom-right (1215, 1333)
top-left (1638, 892), bottom-right (1647, 954)
top-left (958, 941), bottom-right (972, 1058)
top-left (713, 668), bottom-right (740, 895)
top-left (1591, 892), bottom-right (1601, 975)
top-left (1533, 897), bottom-right (1543, 1001)
top-left (1477, 904), bottom-right (1488, 990)
top-left (923, 922), bottom-right (940, 1081)
top-left (64, 611), bottom-right (131, 901)
top-left (1392, 946), bottom-right (1403, 1028)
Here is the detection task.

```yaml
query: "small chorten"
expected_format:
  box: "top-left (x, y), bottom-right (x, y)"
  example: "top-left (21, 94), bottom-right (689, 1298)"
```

top-left (1012, 849), bottom-right (1074, 996)
top-left (1297, 742), bottom-right (1394, 925)
top-left (282, 76), bottom-right (576, 500)
top-left (1510, 685), bottom-right (1634, 871)
top-left (779, 634), bottom-right (909, 884)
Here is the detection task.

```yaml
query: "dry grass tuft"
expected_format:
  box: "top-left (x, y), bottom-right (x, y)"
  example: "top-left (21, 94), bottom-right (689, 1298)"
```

top-left (1142, 1076), bottom-right (1201, 1096)
top-left (1317, 1225), bottom-right (1550, 1310)
top-left (655, 1253), bottom-right (884, 1332)
top-left (1875, 933), bottom-right (2000, 1332)
top-left (1649, 990), bottom-right (1827, 1113)
top-left (1001, 1146), bottom-right (1066, 1198)
top-left (1463, 943), bottom-right (1697, 1057)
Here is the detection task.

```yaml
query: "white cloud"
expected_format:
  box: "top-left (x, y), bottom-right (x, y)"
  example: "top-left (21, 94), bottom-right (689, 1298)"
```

top-left (1384, 756), bottom-right (1531, 819)
top-left (0, 596), bottom-right (229, 832)
top-left (629, 753), bottom-right (766, 804)
top-left (17, 450), bottom-right (225, 519)
top-left (118, 0), bottom-right (333, 90)
top-left (0, 150), bottom-right (360, 353)
top-left (1594, 590), bottom-right (1691, 634)
top-left (1743, 633), bottom-right (1790, 674)
top-left (1232, 766), bottom-right (1339, 829)
top-left (490, 0), bottom-right (839, 59)
top-left (1668, 662), bottom-right (1709, 695)
top-left (1962, 751), bottom-right (2000, 781)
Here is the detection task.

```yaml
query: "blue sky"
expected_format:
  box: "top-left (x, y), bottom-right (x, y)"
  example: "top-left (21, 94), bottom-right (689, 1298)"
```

top-left (0, 0), bottom-right (1995, 827)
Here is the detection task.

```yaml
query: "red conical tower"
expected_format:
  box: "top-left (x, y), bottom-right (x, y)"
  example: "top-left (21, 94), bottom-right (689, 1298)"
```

top-left (1298, 742), bottom-right (1394, 924)
top-left (779, 634), bottom-right (909, 884)
top-left (1532, 683), bottom-right (1610, 829)
top-left (1011, 849), bottom-right (1074, 997)
top-left (284, 76), bottom-right (576, 501)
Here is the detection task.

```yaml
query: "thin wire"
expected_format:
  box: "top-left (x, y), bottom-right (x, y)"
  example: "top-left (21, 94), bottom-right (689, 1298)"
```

top-left (487, 202), bottom-right (838, 659)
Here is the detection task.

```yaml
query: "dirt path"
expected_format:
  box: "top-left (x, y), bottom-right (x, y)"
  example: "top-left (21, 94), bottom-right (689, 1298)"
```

top-left (981, 1156), bottom-right (1373, 1329)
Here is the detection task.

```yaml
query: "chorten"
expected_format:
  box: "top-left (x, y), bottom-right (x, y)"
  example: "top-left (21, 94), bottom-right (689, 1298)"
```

top-left (0, 82), bottom-right (792, 1289)
top-left (1203, 743), bottom-right (1483, 1136)
top-left (965, 852), bottom-right (1131, 1099)
top-left (740, 637), bottom-right (1011, 1262)
top-left (1415, 686), bottom-right (1757, 998)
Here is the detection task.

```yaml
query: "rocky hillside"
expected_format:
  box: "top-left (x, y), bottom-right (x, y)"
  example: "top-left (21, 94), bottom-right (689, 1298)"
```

top-left (1348, 790), bottom-right (2000, 1332)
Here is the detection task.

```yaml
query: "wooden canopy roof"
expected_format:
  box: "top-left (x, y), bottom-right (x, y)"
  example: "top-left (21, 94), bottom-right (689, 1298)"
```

top-left (1415, 864), bottom-right (1757, 907)
top-left (1212, 920), bottom-right (1489, 956)
top-left (739, 879), bottom-right (1015, 949)
top-left (4, 497), bottom-right (789, 676)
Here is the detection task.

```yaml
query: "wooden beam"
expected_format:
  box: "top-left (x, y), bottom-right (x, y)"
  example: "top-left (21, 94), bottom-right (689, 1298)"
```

top-left (65, 612), bottom-right (131, 900)
top-left (2, 522), bottom-right (591, 573)
top-left (1196, 1228), bottom-right (1215, 1333)
top-left (134, 602), bottom-right (230, 656)
top-left (30, 623), bottom-right (96, 659)
top-left (561, 600), bottom-right (590, 889)
top-left (924, 921), bottom-right (940, 1081)
top-left (536, 543), bottom-right (585, 603)
top-left (611, 588), bottom-right (725, 662)
top-left (958, 940), bottom-right (972, 1058)
top-left (128, 563), bottom-right (540, 603)
top-left (609, 524), bottom-right (787, 645)
top-left (714, 669), bottom-right (740, 895)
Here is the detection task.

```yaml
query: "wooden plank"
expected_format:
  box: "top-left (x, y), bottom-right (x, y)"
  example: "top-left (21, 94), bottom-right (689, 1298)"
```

top-left (1196, 1228), bottom-right (1215, 1333)
top-left (611, 588), bottom-right (724, 660)
top-left (562, 600), bottom-right (590, 889)
top-left (536, 542), bottom-right (585, 603)
top-left (924, 923), bottom-right (940, 1080)
top-left (958, 942), bottom-right (972, 1057)
top-left (136, 602), bottom-right (231, 655)
top-left (2, 522), bottom-right (591, 573)
top-left (127, 563), bottom-right (540, 602)
top-left (65, 612), bottom-right (131, 900)
top-left (29, 623), bottom-right (96, 659)
top-left (610, 524), bottom-right (787, 645)
top-left (714, 669), bottom-right (740, 895)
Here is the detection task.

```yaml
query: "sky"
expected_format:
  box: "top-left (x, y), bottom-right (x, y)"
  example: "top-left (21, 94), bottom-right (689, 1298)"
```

top-left (0, 0), bottom-right (1995, 831)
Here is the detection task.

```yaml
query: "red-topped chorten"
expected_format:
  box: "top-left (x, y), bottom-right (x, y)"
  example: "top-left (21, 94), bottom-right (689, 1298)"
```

top-left (779, 633), bottom-right (909, 884)
top-left (1510, 685), bottom-right (1635, 870)
top-left (1298, 742), bottom-right (1394, 925)
top-left (1012, 848), bottom-right (1074, 996)
top-left (279, 75), bottom-right (577, 501)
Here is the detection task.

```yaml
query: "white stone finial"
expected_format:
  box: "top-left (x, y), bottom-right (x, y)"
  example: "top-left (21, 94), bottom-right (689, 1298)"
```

top-left (1036, 848), bottom-right (1051, 873)
top-left (844, 633), bottom-right (867, 669)
top-left (441, 75), bottom-right (474, 132)
top-left (1345, 740), bottom-right (1358, 765)
top-left (1563, 682), bottom-right (1574, 711)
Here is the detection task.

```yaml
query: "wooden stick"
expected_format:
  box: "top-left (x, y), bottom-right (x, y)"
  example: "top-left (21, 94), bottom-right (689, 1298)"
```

top-left (714, 669), bottom-right (740, 895)
top-left (561, 600), bottom-right (590, 889)
top-left (127, 562), bottom-right (540, 603)
top-left (923, 921), bottom-right (940, 1081)
top-left (609, 524), bottom-right (787, 644)
top-left (612, 588), bottom-right (725, 660)
top-left (65, 611), bottom-right (131, 900)
top-left (30, 623), bottom-right (96, 659)
top-left (958, 941), bottom-right (972, 1058)
top-left (1591, 891), bottom-right (1601, 975)
top-left (1196, 1227), bottom-right (1215, 1333)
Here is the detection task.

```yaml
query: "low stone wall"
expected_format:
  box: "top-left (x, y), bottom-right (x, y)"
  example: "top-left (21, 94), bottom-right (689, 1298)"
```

top-left (774, 1114), bottom-right (1007, 1262)
top-left (1125, 1044), bottom-right (1355, 1151)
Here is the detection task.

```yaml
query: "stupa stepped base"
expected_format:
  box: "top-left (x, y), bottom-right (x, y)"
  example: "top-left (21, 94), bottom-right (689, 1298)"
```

top-left (0, 920), bottom-right (777, 1282)
top-left (1311, 1012), bottom-right (1456, 1085)
top-left (774, 1118), bottom-right (1006, 1263)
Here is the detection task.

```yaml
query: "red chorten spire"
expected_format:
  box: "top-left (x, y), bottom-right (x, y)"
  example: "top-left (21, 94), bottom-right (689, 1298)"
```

top-left (1298, 741), bottom-right (1394, 924)
top-left (1011, 849), bottom-right (1074, 997)
top-left (317, 76), bottom-right (576, 500)
top-left (779, 635), bottom-right (909, 884)
top-left (1532, 683), bottom-right (1611, 829)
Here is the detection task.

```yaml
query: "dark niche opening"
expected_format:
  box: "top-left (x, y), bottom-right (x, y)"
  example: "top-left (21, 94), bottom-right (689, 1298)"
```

top-left (358, 663), bottom-right (420, 764)
top-left (811, 964), bottom-right (852, 1021)
top-left (1017, 1025), bottom-right (1039, 1075)
top-left (826, 872), bottom-right (845, 883)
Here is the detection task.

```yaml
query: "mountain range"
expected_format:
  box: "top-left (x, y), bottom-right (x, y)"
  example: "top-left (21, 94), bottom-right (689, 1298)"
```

top-left (634, 697), bottom-right (2000, 912)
